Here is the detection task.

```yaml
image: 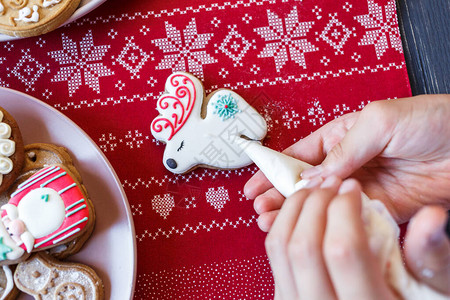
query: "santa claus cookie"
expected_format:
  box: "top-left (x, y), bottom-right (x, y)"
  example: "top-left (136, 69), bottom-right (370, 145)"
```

top-left (0, 163), bottom-right (95, 265)
top-left (0, 143), bottom-right (95, 260)
top-left (0, 107), bottom-right (24, 196)
top-left (0, 0), bottom-right (81, 38)
top-left (151, 72), bottom-right (267, 174)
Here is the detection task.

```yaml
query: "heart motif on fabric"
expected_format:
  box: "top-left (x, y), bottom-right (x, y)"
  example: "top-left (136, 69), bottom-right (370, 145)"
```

top-left (205, 187), bottom-right (230, 212)
top-left (151, 194), bottom-right (175, 219)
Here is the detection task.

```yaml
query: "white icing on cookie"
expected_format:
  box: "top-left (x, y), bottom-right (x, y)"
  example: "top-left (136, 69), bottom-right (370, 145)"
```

top-left (17, 188), bottom-right (65, 239)
top-left (0, 3), bottom-right (4, 14)
top-left (0, 265), bottom-right (13, 300)
top-left (14, 5), bottom-right (39, 23)
top-left (0, 123), bottom-right (11, 140)
top-left (42, 0), bottom-right (61, 8)
top-left (151, 72), bottom-right (267, 174)
top-left (0, 111), bottom-right (15, 185)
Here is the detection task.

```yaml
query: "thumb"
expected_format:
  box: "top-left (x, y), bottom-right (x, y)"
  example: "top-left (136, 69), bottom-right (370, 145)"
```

top-left (404, 206), bottom-right (450, 295)
top-left (302, 103), bottom-right (392, 179)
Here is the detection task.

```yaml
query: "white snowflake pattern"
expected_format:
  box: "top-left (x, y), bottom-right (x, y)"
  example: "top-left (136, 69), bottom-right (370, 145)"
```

top-left (355, 0), bottom-right (402, 59)
top-left (49, 30), bottom-right (114, 96)
top-left (151, 19), bottom-right (217, 79)
top-left (255, 7), bottom-right (318, 72)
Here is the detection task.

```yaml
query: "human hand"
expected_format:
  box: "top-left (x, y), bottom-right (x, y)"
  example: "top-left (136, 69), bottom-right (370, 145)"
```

top-left (266, 177), bottom-right (450, 299)
top-left (245, 94), bottom-right (450, 229)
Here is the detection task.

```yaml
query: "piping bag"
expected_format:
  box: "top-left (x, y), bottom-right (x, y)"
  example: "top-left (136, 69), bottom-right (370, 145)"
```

top-left (236, 137), bottom-right (447, 300)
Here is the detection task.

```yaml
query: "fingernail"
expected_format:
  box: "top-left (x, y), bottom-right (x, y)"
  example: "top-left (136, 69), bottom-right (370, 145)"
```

top-left (303, 177), bottom-right (323, 189)
top-left (320, 176), bottom-right (339, 188)
top-left (301, 166), bottom-right (322, 179)
top-left (338, 179), bottom-right (358, 195)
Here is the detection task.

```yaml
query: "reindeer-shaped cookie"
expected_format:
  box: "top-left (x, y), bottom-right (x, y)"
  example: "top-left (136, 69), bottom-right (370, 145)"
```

top-left (151, 72), bottom-right (267, 174)
top-left (14, 252), bottom-right (103, 299)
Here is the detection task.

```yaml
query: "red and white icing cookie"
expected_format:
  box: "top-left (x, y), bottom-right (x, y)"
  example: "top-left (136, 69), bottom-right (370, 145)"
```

top-left (0, 165), bottom-right (91, 264)
top-left (151, 72), bottom-right (267, 174)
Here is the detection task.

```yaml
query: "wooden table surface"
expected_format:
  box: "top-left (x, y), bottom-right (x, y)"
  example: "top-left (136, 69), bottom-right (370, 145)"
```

top-left (397, 0), bottom-right (450, 95)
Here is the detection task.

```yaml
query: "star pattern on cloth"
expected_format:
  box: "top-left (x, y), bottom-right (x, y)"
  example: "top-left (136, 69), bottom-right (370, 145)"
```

top-left (151, 19), bottom-right (217, 79)
top-left (0, 237), bottom-right (12, 260)
top-left (355, 0), bottom-right (403, 59)
top-left (255, 7), bottom-right (318, 72)
top-left (48, 30), bottom-right (115, 96)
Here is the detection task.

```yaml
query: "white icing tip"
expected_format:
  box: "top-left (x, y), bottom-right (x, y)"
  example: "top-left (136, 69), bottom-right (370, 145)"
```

top-left (294, 179), bottom-right (310, 190)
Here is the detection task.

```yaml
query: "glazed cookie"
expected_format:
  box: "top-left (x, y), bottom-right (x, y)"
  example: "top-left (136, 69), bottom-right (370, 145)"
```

top-left (0, 0), bottom-right (81, 38)
top-left (15, 252), bottom-right (104, 300)
top-left (0, 163), bottom-right (95, 265)
top-left (0, 143), bottom-right (95, 260)
top-left (0, 265), bottom-right (19, 300)
top-left (151, 72), bottom-right (267, 174)
top-left (0, 107), bottom-right (24, 196)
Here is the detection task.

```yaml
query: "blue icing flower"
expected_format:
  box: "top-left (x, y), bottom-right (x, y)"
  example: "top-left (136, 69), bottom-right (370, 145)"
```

top-left (213, 94), bottom-right (241, 121)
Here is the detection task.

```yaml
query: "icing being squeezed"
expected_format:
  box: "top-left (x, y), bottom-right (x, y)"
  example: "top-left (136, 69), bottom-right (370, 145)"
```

top-left (234, 138), bottom-right (448, 300)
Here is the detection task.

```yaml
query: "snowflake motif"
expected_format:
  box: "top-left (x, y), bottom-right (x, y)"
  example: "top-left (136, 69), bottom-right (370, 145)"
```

top-left (213, 94), bottom-right (241, 121)
top-left (255, 7), bottom-right (318, 72)
top-left (151, 19), bottom-right (217, 79)
top-left (355, 0), bottom-right (402, 59)
top-left (48, 30), bottom-right (114, 96)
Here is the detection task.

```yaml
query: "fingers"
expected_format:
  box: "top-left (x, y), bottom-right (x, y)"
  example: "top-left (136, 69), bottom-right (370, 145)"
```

top-left (265, 189), bottom-right (310, 300)
top-left (253, 187), bottom-right (285, 214)
top-left (323, 179), bottom-right (394, 300)
top-left (244, 170), bottom-right (274, 200)
top-left (257, 210), bottom-right (279, 232)
top-left (302, 101), bottom-right (394, 180)
top-left (404, 206), bottom-right (450, 294)
top-left (289, 176), bottom-right (341, 300)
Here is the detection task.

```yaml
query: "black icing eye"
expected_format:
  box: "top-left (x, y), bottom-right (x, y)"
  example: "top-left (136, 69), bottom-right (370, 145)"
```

top-left (166, 159), bottom-right (177, 169)
top-left (6, 227), bottom-right (9, 231)
top-left (177, 141), bottom-right (185, 152)
top-left (9, 233), bottom-right (12, 236)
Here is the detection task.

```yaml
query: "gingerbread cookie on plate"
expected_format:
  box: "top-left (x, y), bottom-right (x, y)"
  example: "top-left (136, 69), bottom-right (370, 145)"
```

top-left (0, 0), bottom-right (81, 38)
top-left (0, 106), bottom-right (24, 196)
top-left (15, 252), bottom-right (104, 299)
top-left (0, 143), bottom-right (95, 261)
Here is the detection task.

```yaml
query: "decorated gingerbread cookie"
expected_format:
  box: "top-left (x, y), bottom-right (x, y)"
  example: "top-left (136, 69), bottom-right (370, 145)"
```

top-left (14, 252), bottom-right (104, 300)
top-left (151, 72), bottom-right (267, 174)
top-left (0, 143), bottom-right (95, 260)
top-left (0, 107), bottom-right (24, 196)
top-left (0, 163), bottom-right (95, 265)
top-left (0, 0), bottom-right (81, 38)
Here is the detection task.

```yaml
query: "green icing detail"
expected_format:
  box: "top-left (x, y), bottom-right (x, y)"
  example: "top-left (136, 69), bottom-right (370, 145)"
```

top-left (41, 194), bottom-right (49, 202)
top-left (0, 237), bottom-right (12, 260)
top-left (213, 94), bottom-right (241, 121)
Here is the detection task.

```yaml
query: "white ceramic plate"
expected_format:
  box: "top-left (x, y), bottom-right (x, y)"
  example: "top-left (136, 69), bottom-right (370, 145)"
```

top-left (0, 87), bottom-right (136, 300)
top-left (0, 0), bottom-right (107, 42)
